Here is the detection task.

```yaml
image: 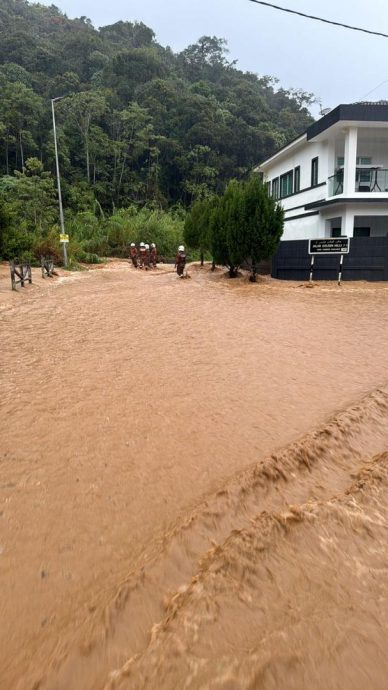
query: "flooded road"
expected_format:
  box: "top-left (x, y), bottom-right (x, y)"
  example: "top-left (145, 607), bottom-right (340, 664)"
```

top-left (1, 262), bottom-right (388, 689)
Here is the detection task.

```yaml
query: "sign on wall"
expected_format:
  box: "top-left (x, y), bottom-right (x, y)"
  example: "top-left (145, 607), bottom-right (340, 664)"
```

top-left (309, 238), bottom-right (349, 254)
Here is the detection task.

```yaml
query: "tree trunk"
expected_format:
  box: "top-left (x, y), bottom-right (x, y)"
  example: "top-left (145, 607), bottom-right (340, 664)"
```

top-left (200, 251), bottom-right (204, 267)
top-left (19, 131), bottom-right (24, 169)
top-left (5, 134), bottom-right (9, 175)
top-left (249, 264), bottom-right (257, 282)
top-left (117, 151), bottom-right (127, 199)
top-left (112, 143), bottom-right (118, 190)
top-left (211, 259), bottom-right (216, 272)
top-left (85, 138), bottom-right (90, 183)
top-left (228, 265), bottom-right (238, 278)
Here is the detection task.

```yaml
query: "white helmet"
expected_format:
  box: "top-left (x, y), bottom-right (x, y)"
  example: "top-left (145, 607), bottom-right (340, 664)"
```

top-left (140, 242), bottom-right (145, 247)
top-left (151, 243), bottom-right (156, 248)
top-left (130, 243), bottom-right (135, 247)
top-left (145, 243), bottom-right (150, 249)
top-left (178, 245), bottom-right (185, 252)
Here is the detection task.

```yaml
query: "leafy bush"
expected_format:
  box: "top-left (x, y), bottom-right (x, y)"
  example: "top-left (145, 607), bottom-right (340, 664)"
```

top-left (32, 230), bottom-right (63, 264)
top-left (1, 227), bottom-right (34, 261)
top-left (77, 251), bottom-right (103, 264)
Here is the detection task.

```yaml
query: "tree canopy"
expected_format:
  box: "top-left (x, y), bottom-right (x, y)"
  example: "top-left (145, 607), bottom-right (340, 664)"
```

top-left (0, 0), bottom-right (315, 211)
top-left (0, 0), bottom-right (314, 263)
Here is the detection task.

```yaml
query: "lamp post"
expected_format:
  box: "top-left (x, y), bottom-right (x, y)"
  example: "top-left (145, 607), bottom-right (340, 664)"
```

top-left (51, 96), bottom-right (68, 267)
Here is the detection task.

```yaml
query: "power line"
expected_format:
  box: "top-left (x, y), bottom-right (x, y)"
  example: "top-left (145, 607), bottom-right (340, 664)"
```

top-left (357, 77), bottom-right (388, 101)
top-left (248, 1), bottom-right (388, 39)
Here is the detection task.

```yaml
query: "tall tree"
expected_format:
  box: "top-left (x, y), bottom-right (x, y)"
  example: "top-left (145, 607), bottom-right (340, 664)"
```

top-left (0, 82), bottom-right (42, 172)
top-left (59, 91), bottom-right (106, 183)
top-left (0, 157), bottom-right (57, 233)
top-left (184, 196), bottom-right (214, 265)
top-left (110, 102), bottom-right (153, 202)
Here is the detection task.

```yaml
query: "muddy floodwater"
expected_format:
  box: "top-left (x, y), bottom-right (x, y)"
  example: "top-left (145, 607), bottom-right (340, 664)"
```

top-left (1, 262), bottom-right (388, 690)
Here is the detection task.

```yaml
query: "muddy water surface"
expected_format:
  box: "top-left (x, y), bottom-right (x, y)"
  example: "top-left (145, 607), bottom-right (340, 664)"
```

top-left (0, 263), bottom-right (388, 689)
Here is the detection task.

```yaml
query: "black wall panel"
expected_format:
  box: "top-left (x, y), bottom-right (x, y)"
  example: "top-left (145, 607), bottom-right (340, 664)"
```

top-left (272, 238), bottom-right (388, 281)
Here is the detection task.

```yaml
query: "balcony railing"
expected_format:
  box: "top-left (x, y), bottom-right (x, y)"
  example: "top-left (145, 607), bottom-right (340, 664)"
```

top-left (328, 168), bottom-right (388, 196)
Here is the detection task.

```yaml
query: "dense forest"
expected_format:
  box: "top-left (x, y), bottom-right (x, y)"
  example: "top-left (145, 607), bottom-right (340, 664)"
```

top-left (0, 0), bottom-right (315, 262)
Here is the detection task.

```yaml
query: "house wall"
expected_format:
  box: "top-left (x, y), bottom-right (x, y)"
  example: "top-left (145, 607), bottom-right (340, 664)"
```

top-left (282, 213), bottom-right (322, 241)
top-left (263, 140), bottom-right (328, 212)
top-left (259, 117), bottom-right (388, 243)
top-left (320, 203), bottom-right (388, 237)
top-left (263, 141), bottom-right (330, 240)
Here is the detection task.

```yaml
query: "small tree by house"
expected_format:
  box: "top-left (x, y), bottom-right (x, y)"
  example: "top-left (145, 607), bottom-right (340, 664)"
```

top-left (184, 175), bottom-right (284, 278)
top-left (241, 174), bottom-right (284, 281)
top-left (184, 197), bottom-right (214, 265)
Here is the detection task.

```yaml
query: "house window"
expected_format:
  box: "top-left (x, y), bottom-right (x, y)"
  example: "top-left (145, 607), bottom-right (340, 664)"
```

top-left (280, 170), bottom-right (294, 198)
top-left (331, 228), bottom-right (342, 237)
top-left (356, 168), bottom-right (371, 191)
top-left (354, 227), bottom-right (370, 237)
top-left (265, 181), bottom-right (271, 196)
top-left (311, 157), bottom-right (319, 187)
top-left (337, 156), bottom-right (372, 167)
top-left (294, 166), bottom-right (300, 193)
top-left (272, 177), bottom-right (279, 200)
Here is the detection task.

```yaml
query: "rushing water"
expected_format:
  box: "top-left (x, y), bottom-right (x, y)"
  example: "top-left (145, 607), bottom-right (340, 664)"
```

top-left (0, 263), bottom-right (388, 689)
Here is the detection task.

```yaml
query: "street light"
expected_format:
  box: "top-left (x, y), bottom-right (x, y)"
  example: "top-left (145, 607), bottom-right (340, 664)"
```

top-left (51, 96), bottom-right (68, 267)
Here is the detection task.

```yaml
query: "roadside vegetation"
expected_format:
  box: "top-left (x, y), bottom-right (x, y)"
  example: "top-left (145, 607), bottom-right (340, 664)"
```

top-left (0, 0), bottom-right (312, 265)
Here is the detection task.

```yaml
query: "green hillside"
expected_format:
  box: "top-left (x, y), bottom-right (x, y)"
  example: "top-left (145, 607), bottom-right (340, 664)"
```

top-left (0, 0), bottom-right (315, 261)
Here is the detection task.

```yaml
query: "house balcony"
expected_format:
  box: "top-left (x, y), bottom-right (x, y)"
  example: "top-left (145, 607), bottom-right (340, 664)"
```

top-left (328, 168), bottom-right (388, 197)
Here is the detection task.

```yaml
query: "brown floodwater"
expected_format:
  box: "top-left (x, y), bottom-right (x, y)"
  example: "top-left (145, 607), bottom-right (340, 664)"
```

top-left (0, 262), bottom-right (388, 690)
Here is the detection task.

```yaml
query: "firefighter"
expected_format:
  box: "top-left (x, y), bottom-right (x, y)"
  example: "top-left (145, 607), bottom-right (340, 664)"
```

top-left (175, 245), bottom-right (186, 277)
top-left (150, 243), bottom-right (157, 268)
top-left (138, 242), bottom-right (146, 268)
top-left (129, 242), bottom-right (138, 268)
top-left (143, 243), bottom-right (151, 270)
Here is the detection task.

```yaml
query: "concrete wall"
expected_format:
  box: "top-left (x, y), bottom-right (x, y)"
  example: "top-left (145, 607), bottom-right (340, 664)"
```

top-left (282, 214), bottom-right (322, 241)
top-left (354, 215), bottom-right (388, 237)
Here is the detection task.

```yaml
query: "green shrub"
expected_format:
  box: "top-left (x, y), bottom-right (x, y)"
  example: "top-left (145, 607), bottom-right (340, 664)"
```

top-left (32, 230), bottom-right (62, 264)
top-left (77, 250), bottom-right (103, 264)
top-left (103, 206), bottom-right (185, 259)
top-left (1, 228), bottom-right (34, 261)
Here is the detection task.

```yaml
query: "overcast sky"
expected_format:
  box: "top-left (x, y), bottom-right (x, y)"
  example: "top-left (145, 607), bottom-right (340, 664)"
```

top-left (39, 0), bottom-right (388, 115)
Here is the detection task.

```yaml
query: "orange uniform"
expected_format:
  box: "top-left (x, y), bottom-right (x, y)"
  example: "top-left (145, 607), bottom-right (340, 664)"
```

top-left (129, 246), bottom-right (138, 268)
top-left (143, 248), bottom-right (150, 269)
top-left (138, 246), bottom-right (146, 268)
top-left (175, 251), bottom-right (186, 276)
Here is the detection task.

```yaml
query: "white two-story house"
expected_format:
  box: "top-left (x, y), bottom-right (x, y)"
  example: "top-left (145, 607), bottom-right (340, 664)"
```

top-left (257, 102), bottom-right (388, 241)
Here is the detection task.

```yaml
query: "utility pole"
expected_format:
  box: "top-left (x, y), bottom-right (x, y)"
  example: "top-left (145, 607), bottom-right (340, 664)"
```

top-left (51, 96), bottom-right (68, 267)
